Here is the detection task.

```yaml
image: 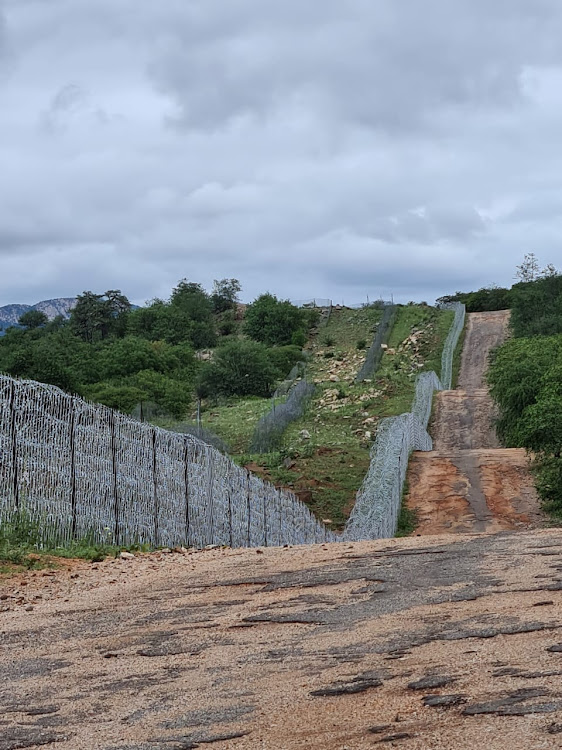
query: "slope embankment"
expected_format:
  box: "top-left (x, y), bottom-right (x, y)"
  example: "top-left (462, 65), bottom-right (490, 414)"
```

top-left (406, 311), bottom-right (543, 534)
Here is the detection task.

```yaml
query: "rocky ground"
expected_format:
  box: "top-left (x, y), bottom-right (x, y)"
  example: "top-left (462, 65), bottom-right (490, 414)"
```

top-left (1, 309), bottom-right (555, 749)
top-left (2, 532), bottom-right (562, 749)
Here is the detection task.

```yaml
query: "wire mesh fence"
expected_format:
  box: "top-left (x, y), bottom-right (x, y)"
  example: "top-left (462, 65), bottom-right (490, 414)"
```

top-left (439, 302), bottom-right (467, 390)
top-left (344, 303), bottom-right (466, 541)
top-left (251, 379), bottom-right (316, 454)
top-left (0, 375), bottom-right (335, 549)
top-left (0, 304), bottom-right (465, 549)
top-left (355, 305), bottom-right (398, 383)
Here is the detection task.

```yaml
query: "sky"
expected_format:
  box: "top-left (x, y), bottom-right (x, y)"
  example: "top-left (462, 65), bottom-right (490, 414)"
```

top-left (2, 0), bottom-right (562, 307)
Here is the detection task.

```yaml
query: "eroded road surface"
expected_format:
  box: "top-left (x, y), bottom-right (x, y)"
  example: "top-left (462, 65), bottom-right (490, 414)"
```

top-left (406, 311), bottom-right (542, 534)
top-left (3, 534), bottom-right (562, 750)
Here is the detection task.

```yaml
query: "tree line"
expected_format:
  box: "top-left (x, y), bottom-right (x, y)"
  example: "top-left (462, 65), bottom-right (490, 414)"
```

top-left (487, 264), bottom-right (562, 518)
top-left (437, 253), bottom-right (559, 313)
top-left (0, 279), bottom-right (317, 418)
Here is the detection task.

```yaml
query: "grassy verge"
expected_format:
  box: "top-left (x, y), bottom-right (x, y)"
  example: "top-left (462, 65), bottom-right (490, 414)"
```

top-left (0, 510), bottom-right (150, 576)
top-left (395, 481), bottom-right (419, 537)
top-left (451, 315), bottom-right (467, 389)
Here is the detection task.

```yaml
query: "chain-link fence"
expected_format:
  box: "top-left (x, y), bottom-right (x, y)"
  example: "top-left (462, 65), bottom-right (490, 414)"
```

top-left (0, 375), bottom-right (335, 549)
top-left (355, 305), bottom-right (398, 383)
top-left (343, 303), bottom-right (466, 541)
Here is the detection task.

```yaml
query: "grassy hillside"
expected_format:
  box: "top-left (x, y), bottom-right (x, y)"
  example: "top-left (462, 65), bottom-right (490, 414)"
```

top-left (194, 303), bottom-right (454, 531)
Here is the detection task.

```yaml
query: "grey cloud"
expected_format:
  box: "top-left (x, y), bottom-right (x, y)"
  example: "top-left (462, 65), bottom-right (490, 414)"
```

top-left (2, 0), bottom-right (562, 308)
top-left (148, 0), bottom-right (562, 131)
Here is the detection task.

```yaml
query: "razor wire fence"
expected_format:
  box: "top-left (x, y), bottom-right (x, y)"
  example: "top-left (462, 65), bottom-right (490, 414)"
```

top-left (0, 374), bottom-right (335, 549)
top-left (344, 303), bottom-right (466, 541)
top-left (251, 379), bottom-right (316, 454)
top-left (355, 305), bottom-right (398, 383)
top-left (439, 302), bottom-right (467, 390)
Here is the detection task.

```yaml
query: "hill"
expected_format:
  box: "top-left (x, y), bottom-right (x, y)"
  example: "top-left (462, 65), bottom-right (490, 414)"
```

top-left (0, 297), bottom-right (76, 333)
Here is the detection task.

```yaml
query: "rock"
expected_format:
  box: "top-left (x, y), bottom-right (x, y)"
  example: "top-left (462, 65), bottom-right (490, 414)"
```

top-left (25, 606), bottom-right (34, 612)
top-left (205, 544), bottom-right (221, 550)
top-left (299, 430), bottom-right (311, 441)
top-left (423, 694), bottom-right (467, 708)
top-left (408, 675), bottom-right (456, 691)
top-left (119, 551), bottom-right (135, 560)
top-left (329, 375), bottom-right (340, 382)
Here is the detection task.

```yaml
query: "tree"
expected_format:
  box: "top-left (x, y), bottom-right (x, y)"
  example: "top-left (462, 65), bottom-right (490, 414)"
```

top-left (71, 290), bottom-right (131, 342)
top-left (211, 278), bottom-right (241, 313)
top-left (18, 310), bottom-right (48, 330)
top-left (541, 263), bottom-right (559, 278)
top-left (197, 340), bottom-right (278, 399)
top-left (244, 293), bottom-right (306, 347)
top-left (515, 253), bottom-right (540, 283)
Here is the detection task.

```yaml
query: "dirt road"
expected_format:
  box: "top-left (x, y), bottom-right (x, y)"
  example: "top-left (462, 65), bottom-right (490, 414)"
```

top-left (3, 533), bottom-right (562, 750)
top-left (406, 311), bottom-right (542, 534)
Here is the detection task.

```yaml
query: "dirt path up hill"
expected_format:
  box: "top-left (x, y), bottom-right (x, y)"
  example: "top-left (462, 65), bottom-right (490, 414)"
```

top-left (406, 311), bottom-right (543, 535)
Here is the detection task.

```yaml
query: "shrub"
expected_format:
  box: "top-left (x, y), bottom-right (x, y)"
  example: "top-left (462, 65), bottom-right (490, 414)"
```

top-left (267, 345), bottom-right (304, 378)
top-left (322, 335), bottom-right (335, 347)
top-left (356, 338), bottom-right (367, 350)
top-left (197, 339), bottom-right (277, 399)
top-left (244, 293), bottom-right (306, 346)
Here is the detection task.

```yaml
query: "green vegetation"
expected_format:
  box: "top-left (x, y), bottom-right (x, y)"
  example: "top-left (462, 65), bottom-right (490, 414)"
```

top-left (0, 279), bottom-right (314, 420)
top-left (198, 339), bottom-right (279, 399)
top-left (0, 509), bottom-right (149, 575)
top-left (396, 482), bottom-right (418, 537)
top-left (244, 293), bottom-right (312, 346)
top-left (200, 303), bottom-right (455, 530)
top-left (487, 264), bottom-right (562, 520)
top-left (437, 286), bottom-right (513, 312)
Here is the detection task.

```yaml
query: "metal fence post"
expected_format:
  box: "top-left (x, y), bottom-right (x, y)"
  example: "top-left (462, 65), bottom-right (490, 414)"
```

top-left (246, 470), bottom-right (252, 546)
top-left (152, 427), bottom-right (159, 547)
top-left (110, 412), bottom-right (120, 546)
top-left (183, 437), bottom-right (190, 546)
top-left (9, 380), bottom-right (19, 512)
top-left (69, 399), bottom-right (77, 539)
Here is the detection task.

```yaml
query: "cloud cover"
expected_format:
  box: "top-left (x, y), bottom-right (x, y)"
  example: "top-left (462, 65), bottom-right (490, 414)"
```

top-left (2, 0), bottom-right (562, 305)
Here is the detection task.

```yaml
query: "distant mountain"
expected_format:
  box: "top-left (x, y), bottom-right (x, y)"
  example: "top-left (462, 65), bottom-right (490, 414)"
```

top-left (0, 298), bottom-right (77, 332)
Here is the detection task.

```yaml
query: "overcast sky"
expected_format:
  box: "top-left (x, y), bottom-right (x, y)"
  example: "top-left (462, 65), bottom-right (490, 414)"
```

top-left (2, 1), bottom-right (562, 307)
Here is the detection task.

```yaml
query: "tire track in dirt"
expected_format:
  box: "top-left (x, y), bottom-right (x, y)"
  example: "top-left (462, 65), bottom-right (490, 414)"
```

top-left (406, 311), bottom-right (543, 535)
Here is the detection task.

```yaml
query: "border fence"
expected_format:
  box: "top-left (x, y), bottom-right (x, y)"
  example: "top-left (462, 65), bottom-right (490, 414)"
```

top-left (0, 375), bottom-right (335, 548)
top-left (355, 305), bottom-right (398, 383)
top-left (344, 303), bottom-right (466, 541)
top-left (0, 304), bottom-right (465, 549)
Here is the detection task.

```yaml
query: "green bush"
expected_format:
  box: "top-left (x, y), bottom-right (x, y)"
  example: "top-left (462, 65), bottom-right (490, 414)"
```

top-left (267, 345), bottom-right (304, 378)
top-left (356, 338), bottom-right (367, 350)
top-left (197, 339), bottom-right (278, 399)
top-left (244, 293), bottom-right (306, 346)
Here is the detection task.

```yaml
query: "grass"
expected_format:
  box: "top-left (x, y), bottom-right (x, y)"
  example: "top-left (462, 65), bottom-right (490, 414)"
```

top-left (150, 304), bottom-right (458, 535)
top-left (395, 481), bottom-right (419, 537)
top-left (215, 305), bottom-right (457, 532)
top-left (0, 510), bottom-right (151, 576)
top-left (451, 316), bottom-right (467, 389)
